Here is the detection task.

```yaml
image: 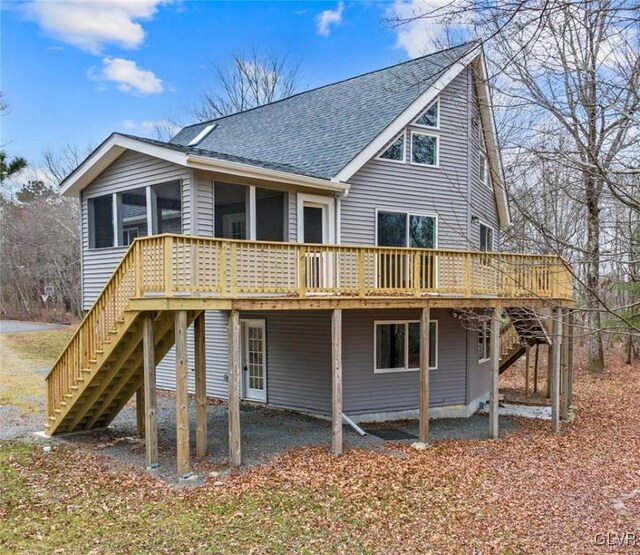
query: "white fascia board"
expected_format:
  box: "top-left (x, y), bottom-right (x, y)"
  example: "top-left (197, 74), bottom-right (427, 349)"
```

top-left (60, 133), bottom-right (349, 198)
top-left (332, 46), bottom-right (481, 184)
top-left (186, 154), bottom-right (349, 194)
top-left (59, 134), bottom-right (187, 197)
top-left (472, 55), bottom-right (512, 229)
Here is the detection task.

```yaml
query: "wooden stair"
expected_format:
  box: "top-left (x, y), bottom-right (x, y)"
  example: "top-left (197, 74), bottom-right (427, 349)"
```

top-left (499, 308), bottom-right (549, 374)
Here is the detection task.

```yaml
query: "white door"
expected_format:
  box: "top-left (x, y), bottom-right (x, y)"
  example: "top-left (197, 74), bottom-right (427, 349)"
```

top-left (297, 194), bottom-right (336, 289)
top-left (242, 319), bottom-right (267, 402)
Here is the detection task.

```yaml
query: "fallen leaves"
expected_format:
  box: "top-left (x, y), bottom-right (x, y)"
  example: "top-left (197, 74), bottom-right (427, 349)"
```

top-left (1, 346), bottom-right (639, 554)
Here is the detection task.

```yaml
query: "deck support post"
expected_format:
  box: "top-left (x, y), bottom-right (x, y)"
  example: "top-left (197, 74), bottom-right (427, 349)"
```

top-left (419, 306), bottom-right (430, 444)
top-left (551, 307), bottom-right (562, 433)
top-left (533, 343), bottom-right (540, 393)
top-left (136, 387), bottom-right (145, 438)
top-left (489, 309), bottom-right (500, 439)
top-left (228, 310), bottom-right (241, 467)
top-left (143, 313), bottom-right (158, 469)
top-left (560, 308), bottom-right (570, 420)
top-left (194, 312), bottom-right (208, 458)
top-left (331, 309), bottom-right (343, 456)
top-left (524, 344), bottom-right (531, 396)
top-left (567, 310), bottom-right (574, 407)
top-left (175, 310), bottom-right (192, 478)
top-left (546, 340), bottom-right (552, 399)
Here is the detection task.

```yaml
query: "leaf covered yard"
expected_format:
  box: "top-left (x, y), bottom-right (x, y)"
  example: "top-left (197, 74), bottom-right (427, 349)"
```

top-left (1, 349), bottom-right (640, 554)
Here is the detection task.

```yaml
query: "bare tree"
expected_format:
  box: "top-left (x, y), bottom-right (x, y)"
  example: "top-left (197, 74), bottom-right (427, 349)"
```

top-left (390, 0), bottom-right (640, 372)
top-left (43, 142), bottom-right (95, 186)
top-left (191, 48), bottom-right (301, 121)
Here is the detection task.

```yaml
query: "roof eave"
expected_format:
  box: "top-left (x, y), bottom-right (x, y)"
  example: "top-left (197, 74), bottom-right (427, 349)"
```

top-left (59, 134), bottom-right (348, 198)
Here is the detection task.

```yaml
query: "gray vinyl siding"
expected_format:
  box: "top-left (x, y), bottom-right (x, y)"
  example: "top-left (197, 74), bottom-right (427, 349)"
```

top-left (80, 150), bottom-right (192, 309)
top-left (466, 328), bottom-right (493, 403)
top-left (240, 308), bottom-right (467, 416)
top-left (343, 309), bottom-right (467, 414)
top-left (469, 71), bottom-right (501, 248)
top-left (341, 70), bottom-right (471, 249)
top-left (156, 311), bottom-right (229, 399)
top-left (194, 172), bottom-right (215, 236)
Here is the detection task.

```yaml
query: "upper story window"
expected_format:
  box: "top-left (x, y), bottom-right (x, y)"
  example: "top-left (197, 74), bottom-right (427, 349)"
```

top-left (479, 223), bottom-right (494, 252)
top-left (88, 181), bottom-right (182, 249)
top-left (377, 211), bottom-right (436, 248)
top-left (378, 133), bottom-right (405, 162)
top-left (374, 320), bottom-right (438, 373)
top-left (414, 99), bottom-right (439, 128)
top-left (411, 131), bottom-right (438, 167)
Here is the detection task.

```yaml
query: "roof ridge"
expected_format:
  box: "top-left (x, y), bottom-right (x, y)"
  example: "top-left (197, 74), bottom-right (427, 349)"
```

top-left (176, 41), bottom-right (480, 132)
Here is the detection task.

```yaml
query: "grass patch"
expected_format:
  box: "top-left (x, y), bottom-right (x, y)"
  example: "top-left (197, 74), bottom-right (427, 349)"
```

top-left (2, 329), bottom-right (74, 363)
top-left (0, 329), bottom-right (73, 413)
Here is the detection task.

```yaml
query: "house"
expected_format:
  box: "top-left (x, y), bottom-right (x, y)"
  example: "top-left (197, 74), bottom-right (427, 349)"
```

top-left (45, 42), bottom-right (573, 477)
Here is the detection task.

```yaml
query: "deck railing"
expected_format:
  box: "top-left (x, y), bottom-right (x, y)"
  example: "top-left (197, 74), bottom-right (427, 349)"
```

top-left (137, 234), bottom-right (573, 301)
top-left (46, 233), bottom-right (572, 424)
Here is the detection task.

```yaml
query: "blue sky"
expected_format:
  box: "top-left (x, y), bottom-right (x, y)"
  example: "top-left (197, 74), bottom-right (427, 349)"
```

top-left (1, 0), bottom-right (435, 177)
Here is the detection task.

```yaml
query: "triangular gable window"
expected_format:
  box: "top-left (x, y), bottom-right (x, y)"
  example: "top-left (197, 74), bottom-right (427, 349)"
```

top-left (415, 100), bottom-right (439, 128)
top-left (378, 133), bottom-right (405, 162)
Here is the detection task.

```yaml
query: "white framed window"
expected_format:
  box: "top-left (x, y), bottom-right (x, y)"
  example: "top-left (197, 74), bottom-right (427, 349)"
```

top-left (376, 210), bottom-right (437, 249)
top-left (411, 131), bottom-right (439, 167)
top-left (414, 99), bottom-right (439, 129)
top-left (377, 132), bottom-right (406, 163)
top-left (478, 321), bottom-right (491, 363)
top-left (479, 222), bottom-right (494, 252)
top-left (374, 320), bottom-right (438, 373)
top-left (88, 181), bottom-right (182, 249)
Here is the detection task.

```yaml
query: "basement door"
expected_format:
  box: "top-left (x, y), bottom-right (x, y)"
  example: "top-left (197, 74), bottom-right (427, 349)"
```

top-left (241, 319), bottom-right (267, 402)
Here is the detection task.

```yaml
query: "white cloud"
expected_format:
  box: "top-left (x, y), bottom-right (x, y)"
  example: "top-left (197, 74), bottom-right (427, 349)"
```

top-left (91, 57), bottom-right (164, 95)
top-left (316, 2), bottom-right (344, 36)
top-left (388, 0), bottom-right (468, 58)
top-left (120, 119), bottom-right (181, 138)
top-left (22, 0), bottom-right (171, 54)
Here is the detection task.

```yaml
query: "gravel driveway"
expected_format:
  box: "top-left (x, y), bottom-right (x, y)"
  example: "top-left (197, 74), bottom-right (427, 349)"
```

top-left (0, 320), bottom-right (68, 334)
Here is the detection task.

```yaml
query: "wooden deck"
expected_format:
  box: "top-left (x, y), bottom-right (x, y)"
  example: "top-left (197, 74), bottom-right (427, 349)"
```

top-left (45, 233), bottom-right (573, 442)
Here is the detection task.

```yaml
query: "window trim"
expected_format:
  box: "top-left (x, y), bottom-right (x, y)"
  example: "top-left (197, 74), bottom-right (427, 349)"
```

top-left (374, 208), bottom-right (439, 249)
top-left (87, 180), bottom-right (183, 250)
top-left (479, 221), bottom-right (495, 252)
top-left (413, 99), bottom-right (440, 130)
top-left (375, 131), bottom-right (406, 164)
top-left (373, 319), bottom-right (438, 373)
top-left (478, 321), bottom-right (491, 364)
top-left (479, 152), bottom-right (490, 188)
top-left (410, 130), bottom-right (440, 168)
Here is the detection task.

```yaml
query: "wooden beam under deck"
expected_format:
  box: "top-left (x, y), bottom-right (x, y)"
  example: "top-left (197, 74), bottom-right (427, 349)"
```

top-left (228, 310), bottom-right (242, 467)
top-left (127, 296), bottom-right (574, 313)
top-left (194, 312), bottom-right (208, 458)
top-left (143, 312), bottom-right (158, 469)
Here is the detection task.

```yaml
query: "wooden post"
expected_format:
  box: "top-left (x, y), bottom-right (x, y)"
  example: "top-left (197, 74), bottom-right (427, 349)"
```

top-left (143, 313), bottom-right (158, 469)
top-left (546, 341), bottom-right (552, 399)
top-left (228, 310), bottom-right (241, 467)
top-left (136, 387), bottom-right (145, 438)
top-left (331, 309), bottom-right (343, 456)
top-left (489, 309), bottom-right (500, 439)
top-left (551, 307), bottom-right (562, 433)
top-left (194, 312), bottom-right (208, 458)
top-left (561, 308), bottom-right (570, 420)
top-left (419, 306), bottom-right (430, 444)
top-left (524, 344), bottom-right (530, 396)
top-left (533, 343), bottom-right (540, 394)
top-left (567, 310), bottom-right (574, 407)
top-left (175, 310), bottom-right (191, 477)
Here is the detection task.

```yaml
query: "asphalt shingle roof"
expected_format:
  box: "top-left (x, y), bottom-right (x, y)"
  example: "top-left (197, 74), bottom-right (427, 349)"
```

top-left (169, 42), bottom-right (479, 180)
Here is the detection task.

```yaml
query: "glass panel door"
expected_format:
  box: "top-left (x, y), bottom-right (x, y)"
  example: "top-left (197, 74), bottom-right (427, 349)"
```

top-left (242, 320), bottom-right (266, 402)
